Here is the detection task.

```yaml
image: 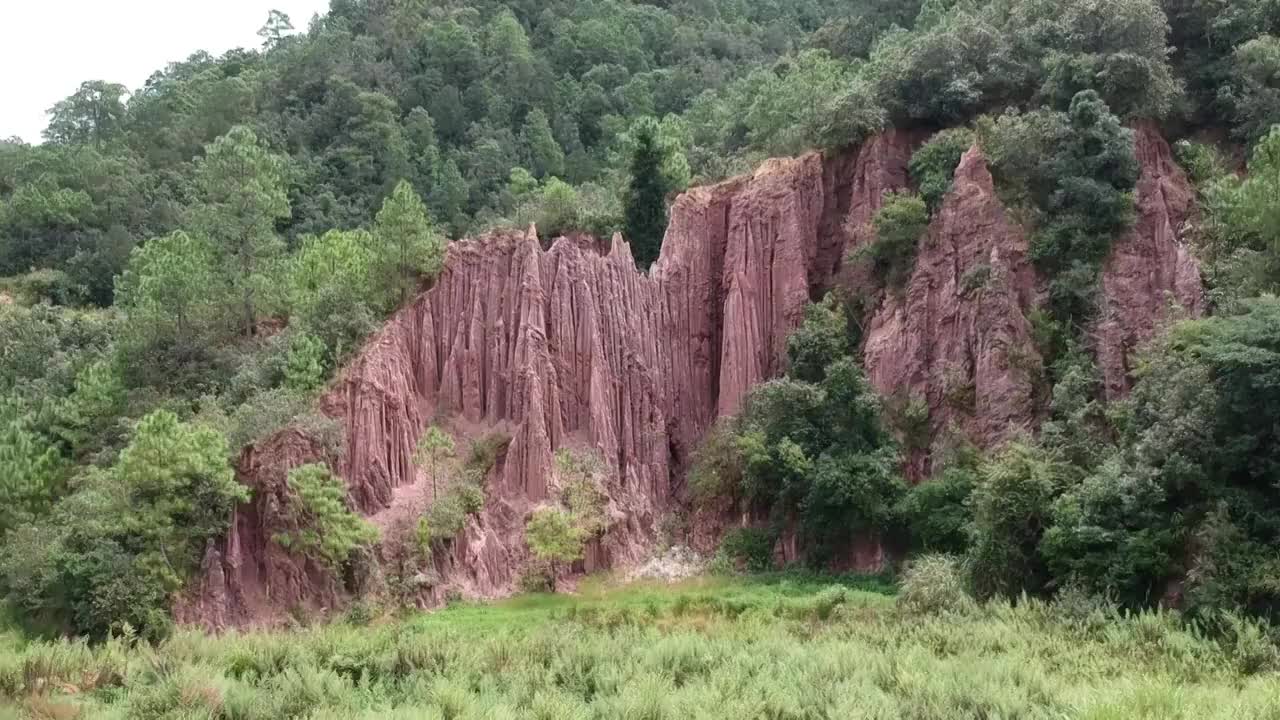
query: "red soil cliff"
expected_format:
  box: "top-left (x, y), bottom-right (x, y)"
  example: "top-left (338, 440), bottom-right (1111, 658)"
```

top-left (863, 145), bottom-right (1042, 480)
top-left (1097, 122), bottom-right (1204, 398)
top-left (183, 127), bottom-right (1200, 628)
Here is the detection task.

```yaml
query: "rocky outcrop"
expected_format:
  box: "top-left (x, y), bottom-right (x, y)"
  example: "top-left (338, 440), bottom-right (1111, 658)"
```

top-left (188, 125), bottom-right (1203, 627)
top-left (186, 132), bottom-right (925, 627)
top-left (1097, 122), bottom-right (1203, 398)
top-left (863, 146), bottom-right (1042, 479)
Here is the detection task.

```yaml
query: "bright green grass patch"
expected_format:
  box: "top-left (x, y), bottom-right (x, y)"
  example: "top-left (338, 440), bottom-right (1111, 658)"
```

top-left (1, 573), bottom-right (1277, 719)
top-left (410, 571), bottom-right (896, 633)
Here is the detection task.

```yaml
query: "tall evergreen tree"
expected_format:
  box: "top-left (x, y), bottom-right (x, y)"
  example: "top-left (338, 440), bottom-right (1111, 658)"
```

top-left (373, 180), bottom-right (446, 308)
top-left (624, 119), bottom-right (669, 269)
top-left (522, 109), bottom-right (565, 179)
top-left (188, 126), bottom-right (290, 336)
top-left (0, 419), bottom-right (62, 536)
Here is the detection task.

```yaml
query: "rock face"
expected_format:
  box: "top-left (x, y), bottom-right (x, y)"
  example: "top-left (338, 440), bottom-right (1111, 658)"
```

top-left (863, 146), bottom-right (1042, 480)
top-left (1097, 122), bottom-right (1203, 398)
top-left (186, 127), bottom-right (1200, 627)
top-left (189, 134), bottom-right (922, 627)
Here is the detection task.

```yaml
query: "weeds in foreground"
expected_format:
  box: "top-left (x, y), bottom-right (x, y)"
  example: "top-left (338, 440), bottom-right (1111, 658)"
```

top-left (0, 574), bottom-right (1277, 719)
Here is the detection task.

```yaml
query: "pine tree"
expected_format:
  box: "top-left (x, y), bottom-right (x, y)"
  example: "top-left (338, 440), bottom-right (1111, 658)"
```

top-left (427, 158), bottom-right (469, 236)
top-left (257, 10), bottom-right (294, 49)
top-left (0, 420), bottom-right (62, 535)
top-left (522, 109), bottom-right (565, 179)
top-left (372, 180), bottom-right (446, 308)
top-left (623, 119), bottom-right (669, 269)
top-left (414, 425), bottom-right (456, 500)
top-left (116, 230), bottom-right (219, 350)
top-left (275, 464), bottom-right (379, 571)
top-left (114, 410), bottom-right (247, 547)
top-left (188, 126), bottom-right (290, 336)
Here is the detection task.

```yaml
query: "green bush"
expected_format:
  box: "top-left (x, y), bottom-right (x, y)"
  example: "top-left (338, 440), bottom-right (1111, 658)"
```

top-left (423, 492), bottom-right (467, 544)
top-left (898, 554), bottom-right (976, 615)
top-left (717, 528), bottom-right (777, 573)
top-left (910, 128), bottom-right (975, 211)
top-left (4, 269), bottom-right (87, 307)
top-left (1175, 140), bottom-right (1232, 188)
top-left (687, 420), bottom-right (745, 504)
top-left (900, 461), bottom-right (977, 554)
top-left (967, 441), bottom-right (1065, 600)
top-left (464, 432), bottom-right (511, 482)
top-left (855, 191), bottom-right (929, 291)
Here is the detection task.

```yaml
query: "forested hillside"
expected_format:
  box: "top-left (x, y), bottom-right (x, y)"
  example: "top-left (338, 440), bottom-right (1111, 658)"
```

top-left (3, 0), bottom-right (1280, 646)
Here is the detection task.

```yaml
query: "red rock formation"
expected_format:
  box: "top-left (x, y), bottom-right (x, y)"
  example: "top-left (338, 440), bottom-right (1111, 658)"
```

top-left (863, 146), bottom-right (1042, 479)
top-left (188, 132), bottom-right (923, 627)
top-left (188, 126), bottom-right (1201, 626)
top-left (1097, 122), bottom-right (1203, 399)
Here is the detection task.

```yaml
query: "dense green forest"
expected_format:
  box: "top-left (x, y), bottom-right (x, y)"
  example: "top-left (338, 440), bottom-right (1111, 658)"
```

top-left (3, 0), bottom-right (1280, 646)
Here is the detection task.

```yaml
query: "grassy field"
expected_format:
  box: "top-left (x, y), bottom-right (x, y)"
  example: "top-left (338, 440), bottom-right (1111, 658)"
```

top-left (1, 572), bottom-right (1278, 719)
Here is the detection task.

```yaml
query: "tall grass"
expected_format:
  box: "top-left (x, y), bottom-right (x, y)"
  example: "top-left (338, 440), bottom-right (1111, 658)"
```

top-left (1, 573), bottom-right (1277, 719)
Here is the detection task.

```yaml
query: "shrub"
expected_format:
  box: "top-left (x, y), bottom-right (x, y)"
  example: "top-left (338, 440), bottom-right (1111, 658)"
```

top-left (5, 269), bottom-right (87, 307)
top-left (959, 263), bottom-right (992, 294)
top-left (453, 483), bottom-right (485, 515)
top-left (1175, 140), bottom-right (1232, 188)
top-left (687, 420), bottom-right (745, 504)
top-left (717, 528), bottom-right (776, 573)
top-left (1215, 611), bottom-right (1280, 675)
top-left (910, 128), bottom-right (975, 211)
top-left (898, 554), bottom-right (976, 615)
top-left (967, 441), bottom-right (1065, 599)
top-left (519, 564), bottom-right (554, 593)
top-left (1041, 458), bottom-right (1177, 607)
top-left (344, 601), bottom-right (374, 627)
top-left (423, 491), bottom-right (467, 543)
top-left (464, 432), bottom-right (510, 482)
top-left (855, 191), bottom-right (928, 291)
top-left (900, 461), bottom-right (977, 554)
top-left (784, 295), bottom-right (851, 384)
top-left (1051, 583), bottom-right (1120, 630)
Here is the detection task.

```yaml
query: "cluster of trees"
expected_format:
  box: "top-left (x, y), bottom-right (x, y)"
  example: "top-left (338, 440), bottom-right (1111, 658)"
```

top-left (0, 121), bottom-right (447, 637)
top-left (689, 297), bottom-right (905, 565)
top-left (0, 411), bottom-right (246, 639)
top-left (2, 0), bottom-right (856, 295)
top-left (14, 0), bottom-right (1280, 298)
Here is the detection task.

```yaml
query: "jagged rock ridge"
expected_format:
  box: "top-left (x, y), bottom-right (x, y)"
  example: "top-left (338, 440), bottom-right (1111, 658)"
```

top-left (863, 145), bottom-right (1042, 480)
top-left (1097, 122), bottom-right (1204, 398)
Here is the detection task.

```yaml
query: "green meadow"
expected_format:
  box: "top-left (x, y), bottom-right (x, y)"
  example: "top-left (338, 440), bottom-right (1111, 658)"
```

top-left (2, 572), bottom-right (1278, 719)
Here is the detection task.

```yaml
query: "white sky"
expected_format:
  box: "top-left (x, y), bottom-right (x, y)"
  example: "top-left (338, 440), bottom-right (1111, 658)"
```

top-left (0, 0), bottom-right (332, 143)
